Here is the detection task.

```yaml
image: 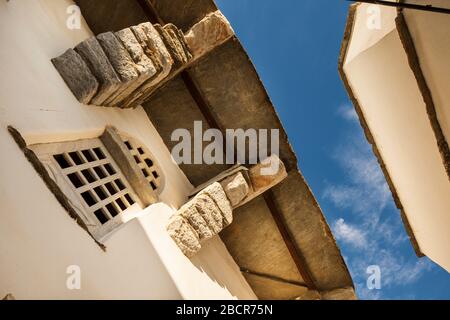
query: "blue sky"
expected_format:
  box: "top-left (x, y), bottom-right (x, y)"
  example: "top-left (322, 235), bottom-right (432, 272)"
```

top-left (215, 0), bottom-right (450, 300)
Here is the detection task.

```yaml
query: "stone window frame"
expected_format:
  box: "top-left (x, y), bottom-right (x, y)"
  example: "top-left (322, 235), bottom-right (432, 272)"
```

top-left (119, 133), bottom-right (165, 195)
top-left (9, 126), bottom-right (162, 244)
top-left (30, 137), bottom-right (143, 242)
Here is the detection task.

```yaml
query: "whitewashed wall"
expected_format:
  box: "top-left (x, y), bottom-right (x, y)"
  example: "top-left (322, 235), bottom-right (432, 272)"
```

top-left (0, 0), bottom-right (256, 300)
top-left (343, 4), bottom-right (450, 272)
top-left (402, 0), bottom-right (450, 160)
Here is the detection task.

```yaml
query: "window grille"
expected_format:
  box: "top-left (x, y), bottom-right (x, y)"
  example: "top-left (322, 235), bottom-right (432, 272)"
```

top-left (30, 138), bottom-right (141, 239)
top-left (120, 135), bottom-right (164, 194)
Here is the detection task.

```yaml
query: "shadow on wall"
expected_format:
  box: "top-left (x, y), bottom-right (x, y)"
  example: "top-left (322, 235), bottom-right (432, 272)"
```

top-left (191, 236), bottom-right (257, 300)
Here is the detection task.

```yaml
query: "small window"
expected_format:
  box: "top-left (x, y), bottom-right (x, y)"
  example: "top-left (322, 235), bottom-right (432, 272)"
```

top-left (81, 169), bottom-right (96, 183)
top-left (120, 135), bottom-right (163, 195)
top-left (93, 147), bottom-right (106, 160)
top-left (53, 154), bottom-right (71, 169)
top-left (94, 209), bottom-right (109, 224)
top-left (67, 172), bottom-right (85, 188)
top-left (124, 141), bottom-right (133, 150)
top-left (82, 149), bottom-right (96, 162)
top-left (28, 130), bottom-right (163, 243)
top-left (31, 138), bottom-right (141, 234)
top-left (124, 193), bottom-right (135, 205)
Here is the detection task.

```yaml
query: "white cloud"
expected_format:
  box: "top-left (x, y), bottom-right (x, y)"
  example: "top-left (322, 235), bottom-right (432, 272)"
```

top-left (332, 218), bottom-right (368, 249)
top-left (323, 139), bottom-right (391, 216)
top-left (345, 250), bottom-right (433, 299)
top-left (358, 286), bottom-right (382, 300)
top-left (338, 104), bottom-right (359, 122)
top-left (362, 250), bottom-right (433, 288)
top-left (373, 217), bottom-right (409, 246)
top-left (323, 103), bottom-right (435, 299)
top-left (394, 259), bottom-right (434, 285)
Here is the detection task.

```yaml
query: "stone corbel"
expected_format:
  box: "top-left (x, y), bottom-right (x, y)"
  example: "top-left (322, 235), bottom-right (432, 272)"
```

top-left (51, 10), bottom-right (234, 109)
top-left (167, 155), bottom-right (287, 257)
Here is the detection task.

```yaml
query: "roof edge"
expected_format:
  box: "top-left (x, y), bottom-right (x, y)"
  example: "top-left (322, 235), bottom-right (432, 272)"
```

top-left (395, 10), bottom-right (450, 180)
top-left (338, 3), bottom-right (424, 258)
top-left (142, 0), bottom-right (355, 293)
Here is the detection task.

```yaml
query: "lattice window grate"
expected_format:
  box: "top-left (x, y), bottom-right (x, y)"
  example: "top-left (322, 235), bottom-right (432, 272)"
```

top-left (28, 131), bottom-right (165, 241)
top-left (121, 136), bottom-right (163, 193)
top-left (53, 145), bottom-right (137, 225)
top-left (31, 138), bottom-right (140, 232)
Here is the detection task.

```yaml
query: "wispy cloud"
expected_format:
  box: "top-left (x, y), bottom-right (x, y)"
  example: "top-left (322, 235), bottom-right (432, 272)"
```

top-left (332, 218), bottom-right (368, 249)
top-left (323, 135), bottom-right (391, 216)
top-left (337, 103), bottom-right (359, 122)
top-left (341, 248), bottom-right (434, 300)
top-left (323, 102), bottom-right (434, 299)
top-left (358, 286), bottom-right (382, 300)
top-left (391, 258), bottom-right (434, 286)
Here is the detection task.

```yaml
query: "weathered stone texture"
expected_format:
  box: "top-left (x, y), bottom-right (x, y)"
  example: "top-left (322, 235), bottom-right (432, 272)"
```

top-left (167, 215), bottom-right (201, 258)
top-left (51, 49), bottom-right (99, 104)
top-left (194, 193), bottom-right (223, 234)
top-left (179, 201), bottom-right (214, 240)
top-left (166, 181), bottom-right (235, 257)
top-left (115, 28), bottom-right (163, 108)
top-left (185, 11), bottom-right (234, 58)
top-left (51, 17), bottom-right (231, 108)
top-left (96, 32), bottom-right (140, 106)
top-left (115, 28), bottom-right (157, 78)
top-left (201, 182), bottom-right (233, 226)
top-left (321, 287), bottom-right (357, 300)
top-left (155, 24), bottom-right (190, 69)
top-left (132, 24), bottom-right (163, 74)
top-left (220, 172), bottom-right (249, 207)
top-left (129, 23), bottom-right (175, 105)
top-left (97, 32), bottom-right (138, 80)
top-left (170, 24), bottom-right (194, 61)
top-left (74, 37), bottom-right (121, 105)
top-left (121, 23), bottom-right (180, 109)
top-left (249, 154), bottom-right (287, 192)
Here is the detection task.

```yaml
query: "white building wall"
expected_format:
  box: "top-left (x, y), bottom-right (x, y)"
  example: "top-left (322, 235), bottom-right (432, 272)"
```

top-left (343, 4), bottom-right (450, 272)
top-left (402, 0), bottom-right (450, 155)
top-left (0, 0), bottom-right (256, 299)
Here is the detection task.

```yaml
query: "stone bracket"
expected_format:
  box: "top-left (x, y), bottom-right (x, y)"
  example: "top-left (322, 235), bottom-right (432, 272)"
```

top-left (168, 154), bottom-right (287, 257)
top-left (190, 154), bottom-right (287, 209)
top-left (51, 10), bottom-right (234, 109)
